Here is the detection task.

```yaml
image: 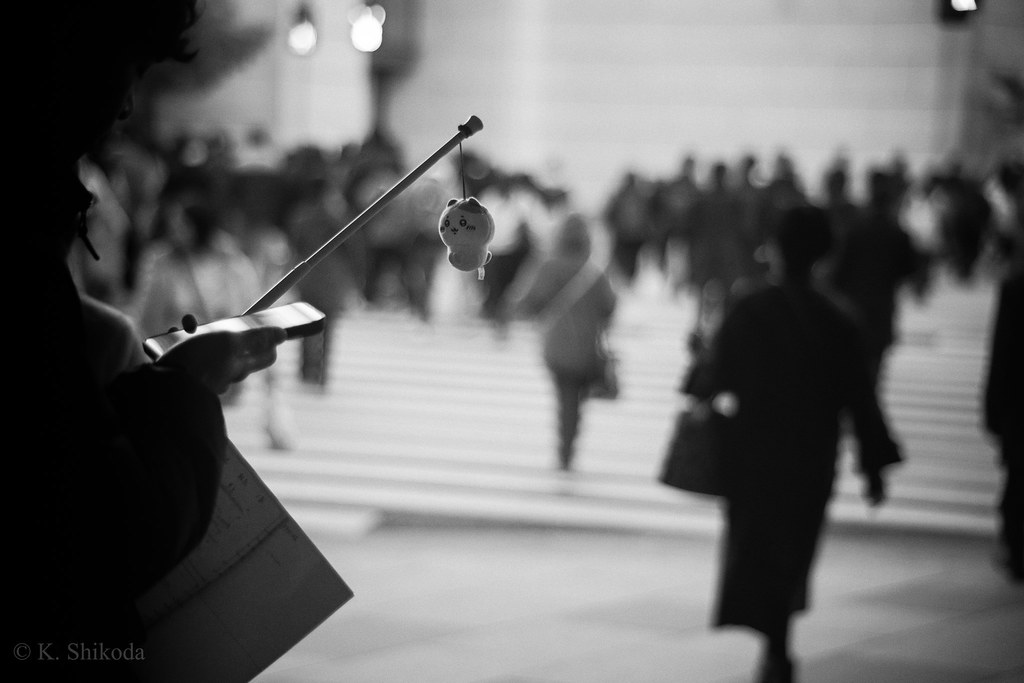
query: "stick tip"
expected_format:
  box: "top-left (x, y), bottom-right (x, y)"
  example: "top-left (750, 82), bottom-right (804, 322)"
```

top-left (459, 115), bottom-right (483, 137)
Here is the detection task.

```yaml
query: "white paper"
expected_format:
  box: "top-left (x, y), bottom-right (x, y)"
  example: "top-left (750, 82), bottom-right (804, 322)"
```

top-left (132, 442), bottom-right (353, 682)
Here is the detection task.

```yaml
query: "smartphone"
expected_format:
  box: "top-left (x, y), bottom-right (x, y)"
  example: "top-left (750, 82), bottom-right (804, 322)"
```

top-left (143, 301), bottom-right (326, 360)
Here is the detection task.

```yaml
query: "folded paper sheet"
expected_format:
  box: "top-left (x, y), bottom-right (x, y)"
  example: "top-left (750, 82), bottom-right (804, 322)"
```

top-left (133, 442), bottom-right (353, 682)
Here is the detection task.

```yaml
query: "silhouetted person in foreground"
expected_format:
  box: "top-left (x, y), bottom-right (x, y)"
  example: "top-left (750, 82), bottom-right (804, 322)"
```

top-left (983, 203), bottom-right (1024, 583)
top-left (691, 205), bottom-right (902, 683)
top-left (16, 3), bottom-right (286, 679)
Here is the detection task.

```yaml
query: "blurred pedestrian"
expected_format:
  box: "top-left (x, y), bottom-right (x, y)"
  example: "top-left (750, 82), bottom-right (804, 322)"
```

top-left (734, 152), bottom-right (769, 284)
top-left (132, 183), bottom-right (260, 344)
top-left (285, 173), bottom-right (355, 387)
top-left (603, 170), bottom-right (652, 288)
top-left (933, 162), bottom-right (993, 282)
top-left (817, 162), bottom-right (861, 282)
top-left (828, 168), bottom-right (929, 393)
top-left (404, 167), bottom-right (453, 323)
top-left (757, 151), bottom-right (806, 244)
top-left (132, 182), bottom-right (280, 426)
top-left (689, 204), bottom-right (902, 683)
top-left (348, 161), bottom-right (419, 310)
top-left (515, 213), bottom-right (618, 472)
top-left (649, 153), bottom-right (700, 291)
top-left (477, 172), bottom-right (539, 337)
top-left (685, 161), bottom-right (758, 347)
top-left (223, 167), bottom-right (300, 450)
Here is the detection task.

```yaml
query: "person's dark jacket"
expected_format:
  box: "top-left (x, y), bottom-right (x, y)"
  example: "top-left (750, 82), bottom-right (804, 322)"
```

top-left (12, 174), bottom-right (227, 679)
top-left (696, 281), bottom-right (900, 634)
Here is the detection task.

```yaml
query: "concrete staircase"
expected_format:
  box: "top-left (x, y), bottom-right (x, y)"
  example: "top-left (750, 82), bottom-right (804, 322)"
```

top-left (223, 268), bottom-right (1002, 539)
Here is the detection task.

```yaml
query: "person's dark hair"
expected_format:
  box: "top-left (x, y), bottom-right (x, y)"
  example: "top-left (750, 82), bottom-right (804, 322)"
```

top-left (57, 0), bottom-right (200, 68)
top-left (825, 166), bottom-right (847, 195)
top-left (774, 204), bottom-right (833, 278)
top-left (43, 1), bottom-right (202, 169)
top-left (866, 167), bottom-right (895, 209)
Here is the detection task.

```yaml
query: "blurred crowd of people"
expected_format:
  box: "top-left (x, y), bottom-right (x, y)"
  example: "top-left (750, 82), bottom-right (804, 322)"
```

top-left (70, 123), bottom-right (1022, 461)
top-left (603, 148), bottom-right (1016, 301)
top-left (30, 3), bottom-right (1022, 682)
top-left (75, 127), bottom-right (1020, 342)
top-left (604, 149), bottom-right (1020, 382)
top-left (70, 126), bottom-right (579, 336)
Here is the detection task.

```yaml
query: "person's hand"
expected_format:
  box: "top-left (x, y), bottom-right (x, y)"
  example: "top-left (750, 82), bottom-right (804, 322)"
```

top-left (864, 471), bottom-right (886, 507)
top-left (156, 326), bottom-right (287, 395)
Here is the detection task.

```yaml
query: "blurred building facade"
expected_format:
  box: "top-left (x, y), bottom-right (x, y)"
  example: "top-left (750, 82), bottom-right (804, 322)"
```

top-left (157, 0), bottom-right (1024, 213)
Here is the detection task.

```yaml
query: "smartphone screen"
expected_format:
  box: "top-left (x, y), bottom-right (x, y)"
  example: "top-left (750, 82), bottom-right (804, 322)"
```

top-left (143, 302), bottom-right (326, 359)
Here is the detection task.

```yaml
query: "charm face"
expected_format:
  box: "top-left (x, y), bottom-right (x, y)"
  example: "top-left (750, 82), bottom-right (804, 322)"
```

top-left (438, 197), bottom-right (494, 272)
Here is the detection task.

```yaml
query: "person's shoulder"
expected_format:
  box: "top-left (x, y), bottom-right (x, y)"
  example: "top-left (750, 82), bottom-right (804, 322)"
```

top-left (807, 286), bottom-right (863, 332)
top-left (735, 281), bottom-right (779, 307)
top-left (718, 282), bottom-right (778, 324)
top-left (81, 294), bottom-right (134, 329)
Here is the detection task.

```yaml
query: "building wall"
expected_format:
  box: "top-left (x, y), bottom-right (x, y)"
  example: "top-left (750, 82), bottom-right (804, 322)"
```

top-left (159, 0), bottom-right (1024, 213)
top-left (157, 0), bottom-right (375, 158)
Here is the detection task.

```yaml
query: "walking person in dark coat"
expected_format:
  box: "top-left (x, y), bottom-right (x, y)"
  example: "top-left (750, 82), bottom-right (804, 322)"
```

top-left (685, 161), bottom-right (759, 345)
top-left (691, 204), bottom-right (902, 682)
top-left (603, 170), bottom-right (652, 288)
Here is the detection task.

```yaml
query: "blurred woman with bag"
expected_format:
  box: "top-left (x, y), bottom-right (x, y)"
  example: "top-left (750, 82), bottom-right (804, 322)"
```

top-left (515, 213), bottom-right (618, 472)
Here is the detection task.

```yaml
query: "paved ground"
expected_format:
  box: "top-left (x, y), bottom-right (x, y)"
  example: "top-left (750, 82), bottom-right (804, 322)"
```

top-left (253, 522), bottom-right (1023, 682)
top-left (233, 264), bottom-right (1021, 682)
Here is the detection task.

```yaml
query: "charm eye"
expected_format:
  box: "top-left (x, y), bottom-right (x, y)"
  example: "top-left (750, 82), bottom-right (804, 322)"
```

top-left (459, 218), bottom-right (467, 227)
top-left (443, 218), bottom-right (450, 228)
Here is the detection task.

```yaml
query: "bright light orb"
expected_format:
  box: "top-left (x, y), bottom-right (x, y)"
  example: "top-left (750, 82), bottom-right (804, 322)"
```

top-left (288, 19), bottom-right (317, 56)
top-left (350, 4), bottom-right (386, 53)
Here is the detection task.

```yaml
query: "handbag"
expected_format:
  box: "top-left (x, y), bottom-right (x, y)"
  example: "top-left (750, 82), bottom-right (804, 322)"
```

top-left (658, 400), bottom-right (727, 497)
top-left (588, 334), bottom-right (620, 400)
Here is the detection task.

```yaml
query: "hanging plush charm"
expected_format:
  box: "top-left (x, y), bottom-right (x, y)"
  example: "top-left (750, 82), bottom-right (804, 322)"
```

top-left (438, 196), bottom-right (494, 280)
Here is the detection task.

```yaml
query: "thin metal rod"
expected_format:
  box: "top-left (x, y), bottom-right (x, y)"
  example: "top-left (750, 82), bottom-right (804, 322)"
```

top-left (245, 115), bottom-right (483, 313)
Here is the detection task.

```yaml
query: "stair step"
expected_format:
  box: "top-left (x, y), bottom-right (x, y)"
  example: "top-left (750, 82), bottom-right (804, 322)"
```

top-left (224, 277), bottom-right (1002, 539)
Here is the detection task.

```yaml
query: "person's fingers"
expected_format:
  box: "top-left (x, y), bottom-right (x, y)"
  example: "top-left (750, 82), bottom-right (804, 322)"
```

top-left (230, 327), bottom-right (286, 378)
top-left (243, 327), bottom-right (286, 358)
top-left (248, 325), bottom-right (287, 350)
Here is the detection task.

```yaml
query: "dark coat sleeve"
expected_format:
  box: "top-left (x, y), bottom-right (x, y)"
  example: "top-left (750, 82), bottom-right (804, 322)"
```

top-left (106, 364), bottom-right (227, 595)
top-left (15, 256), bottom-right (227, 644)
